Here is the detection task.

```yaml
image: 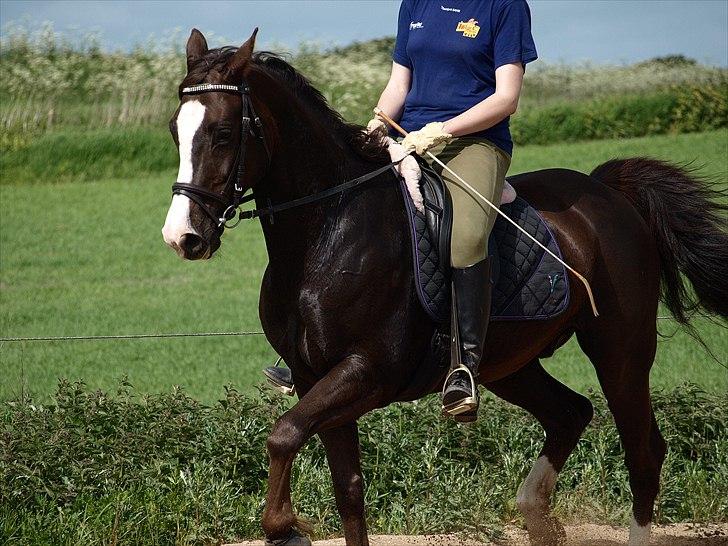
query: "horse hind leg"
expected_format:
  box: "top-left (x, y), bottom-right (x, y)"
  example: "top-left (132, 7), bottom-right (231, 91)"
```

top-left (486, 359), bottom-right (594, 546)
top-left (576, 321), bottom-right (666, 546)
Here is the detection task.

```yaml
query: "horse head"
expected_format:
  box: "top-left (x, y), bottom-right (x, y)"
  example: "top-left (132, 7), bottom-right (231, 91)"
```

top-left (162, 28), bottom-right (270, 260)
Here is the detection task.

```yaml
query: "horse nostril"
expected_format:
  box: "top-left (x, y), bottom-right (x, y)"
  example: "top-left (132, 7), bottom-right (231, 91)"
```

top-left (178, 233), bottom-right (207, 259)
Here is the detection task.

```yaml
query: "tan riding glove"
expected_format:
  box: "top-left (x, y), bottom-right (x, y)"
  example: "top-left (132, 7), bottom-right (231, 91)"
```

top-left (366, 117), bottom-right (388, 138)
top-left (401, 122), bottom-right (453, 155)
top-left (364, 116), bottom-right (424, 211)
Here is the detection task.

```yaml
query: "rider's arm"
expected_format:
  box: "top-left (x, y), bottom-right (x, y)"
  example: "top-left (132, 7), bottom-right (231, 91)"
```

top-left (442, 62), bottom-right (524, 138)
top-left (375, 62), bottom-right (411, 123)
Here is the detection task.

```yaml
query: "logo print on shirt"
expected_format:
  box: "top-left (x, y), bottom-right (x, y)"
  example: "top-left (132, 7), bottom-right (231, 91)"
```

top-left (456, 19), bottom-right (480, 38)
top-left (441, 5), bottom-right (461, 12)
top-left (410, 21), bottom-right (424, 30)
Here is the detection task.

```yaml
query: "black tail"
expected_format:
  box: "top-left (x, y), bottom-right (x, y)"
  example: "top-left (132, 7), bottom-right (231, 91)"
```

top-left (591, 158), bottom-right (728, 328)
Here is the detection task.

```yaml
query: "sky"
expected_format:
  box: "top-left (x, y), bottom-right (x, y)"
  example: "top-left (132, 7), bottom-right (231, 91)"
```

top-left (1, 0), bottom-right (727, 66)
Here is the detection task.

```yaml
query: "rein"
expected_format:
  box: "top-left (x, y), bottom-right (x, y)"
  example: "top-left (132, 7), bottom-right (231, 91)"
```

top-left (236, 160), bottom-right (403, 223)
top-left (171, 81), bottom-right (402, 229)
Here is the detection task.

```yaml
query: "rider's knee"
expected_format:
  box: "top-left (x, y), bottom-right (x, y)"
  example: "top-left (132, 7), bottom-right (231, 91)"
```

top-left (451, 234), bottom-right (487, 268)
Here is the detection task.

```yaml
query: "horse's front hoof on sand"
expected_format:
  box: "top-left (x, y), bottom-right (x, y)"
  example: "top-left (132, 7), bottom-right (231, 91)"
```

top-left (264, 529), bottom-right (312, 546)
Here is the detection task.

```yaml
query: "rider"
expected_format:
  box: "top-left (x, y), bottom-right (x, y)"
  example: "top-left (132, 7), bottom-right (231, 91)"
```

top-left (265, 0), bottom-right (536, 423)
top-left (371, 0), bottom-right (537, 422)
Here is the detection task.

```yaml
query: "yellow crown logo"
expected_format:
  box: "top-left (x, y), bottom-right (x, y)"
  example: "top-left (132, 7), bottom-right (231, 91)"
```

top-left (456, 19), bottom-right (480, 38)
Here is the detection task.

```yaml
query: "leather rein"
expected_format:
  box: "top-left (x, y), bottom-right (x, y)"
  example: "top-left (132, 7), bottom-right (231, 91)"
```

top-left (171, 80), bottom-right (402, 230)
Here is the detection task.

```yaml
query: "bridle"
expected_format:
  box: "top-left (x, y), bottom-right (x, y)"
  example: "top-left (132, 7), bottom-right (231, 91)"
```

top-left (170, 78), bottom-right (403, 231)
top-left (171, 80), bottom-right (268, 230)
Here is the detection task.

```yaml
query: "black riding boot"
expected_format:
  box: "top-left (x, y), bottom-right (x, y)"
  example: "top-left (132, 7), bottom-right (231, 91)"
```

top-left (263, 357), bottom-right (296, 396)
top-left (442, 257), bottom-right (493, 423)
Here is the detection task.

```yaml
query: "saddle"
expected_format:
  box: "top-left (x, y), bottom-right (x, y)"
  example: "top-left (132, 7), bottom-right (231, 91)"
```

top-left (399, 157), bottom-right (570, 323)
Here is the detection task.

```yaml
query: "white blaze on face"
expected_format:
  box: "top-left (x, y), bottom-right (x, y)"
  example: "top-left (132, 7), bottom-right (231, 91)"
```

top-left (162, 100), bottom-right (206, 247)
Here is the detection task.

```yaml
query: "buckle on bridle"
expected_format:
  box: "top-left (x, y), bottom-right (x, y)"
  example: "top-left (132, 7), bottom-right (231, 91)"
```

top-left (219, 205), bottom-right (243, 229)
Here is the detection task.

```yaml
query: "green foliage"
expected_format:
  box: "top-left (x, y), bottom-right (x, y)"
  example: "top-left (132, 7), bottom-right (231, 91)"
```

top-left (2, 23), bottom-right (727, 145)
top-left (636, 55), bottom-right (699, 68)
top-left (0, 23), bottom-right (182, 136)
top-left (0, 127), bottom-right (176, 182)
top-left (671, 83), bottom-right (728, 134)
top-left (512, 83), bottom-right (728, 145)
top-left (1, 381), bottom-right (726, 545)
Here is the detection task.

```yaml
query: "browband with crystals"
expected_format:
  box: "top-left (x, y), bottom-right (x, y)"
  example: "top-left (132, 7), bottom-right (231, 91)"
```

top-left (182, 83), bottom-right (249, 94)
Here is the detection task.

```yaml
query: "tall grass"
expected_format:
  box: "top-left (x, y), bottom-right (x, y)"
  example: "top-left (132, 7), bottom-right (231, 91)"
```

top-left (0, 23), bottom-right (182, 145)
top-left (1, 23), bottom-right (726, 149)
top-left (1, 381), bottom-right (725, 545)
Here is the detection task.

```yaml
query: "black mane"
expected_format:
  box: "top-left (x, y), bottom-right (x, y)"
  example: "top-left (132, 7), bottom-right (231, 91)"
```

top-left (182, 47), bottom-right (388, 162)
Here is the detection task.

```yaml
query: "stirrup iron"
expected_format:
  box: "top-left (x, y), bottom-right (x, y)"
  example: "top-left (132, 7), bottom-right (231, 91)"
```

top-left (442, 365), bottom-right (479, 415)
top-left (442, 282), bottom-right (478, 416)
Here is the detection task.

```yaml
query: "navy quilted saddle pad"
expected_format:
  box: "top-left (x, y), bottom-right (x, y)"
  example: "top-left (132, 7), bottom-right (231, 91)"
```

top-left (398, 165), bottom-right (570, 324)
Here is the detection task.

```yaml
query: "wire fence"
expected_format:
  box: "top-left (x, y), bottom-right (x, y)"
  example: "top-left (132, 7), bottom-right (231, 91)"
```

top-left (0, 315), bottom-right (719, 343)
top-left (0, 331), bottom-right (264, 343)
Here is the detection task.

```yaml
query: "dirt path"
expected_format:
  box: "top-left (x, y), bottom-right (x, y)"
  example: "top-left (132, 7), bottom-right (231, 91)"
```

top-left (228, 523), bottom-right (728, 545)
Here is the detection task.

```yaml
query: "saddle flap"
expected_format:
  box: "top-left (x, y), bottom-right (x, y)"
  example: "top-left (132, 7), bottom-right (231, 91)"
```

top-left (416, 156), bottom-right (453, 267)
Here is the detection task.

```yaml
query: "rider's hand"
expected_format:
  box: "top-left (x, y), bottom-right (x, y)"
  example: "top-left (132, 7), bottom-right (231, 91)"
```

top-left (366, 117), bottom-right (387, 138)
top-left (401, 122), bottom-right (452, 155)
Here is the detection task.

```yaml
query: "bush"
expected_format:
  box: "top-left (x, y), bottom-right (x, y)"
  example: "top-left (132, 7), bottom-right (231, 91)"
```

top-left (2, 24), bottom-right (727, 185)
top-left (1, 380), bottom-right (726, 544)
top-left (0, 127), bottom-right (176, 184)
top-left (512, 83), bottom-right (728, 145)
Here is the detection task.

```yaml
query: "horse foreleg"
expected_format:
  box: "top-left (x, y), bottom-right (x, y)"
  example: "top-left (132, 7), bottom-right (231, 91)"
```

top-left (319, 423), bottom-right (369, 546)
top-left (262, 355), bottom-right (383, 545)
top-left (486, 359), bottom-right (593, 546)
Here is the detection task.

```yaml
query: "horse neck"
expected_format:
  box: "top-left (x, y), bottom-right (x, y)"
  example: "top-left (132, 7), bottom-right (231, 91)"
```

top-left (254, 80), bottom-right (389, 273)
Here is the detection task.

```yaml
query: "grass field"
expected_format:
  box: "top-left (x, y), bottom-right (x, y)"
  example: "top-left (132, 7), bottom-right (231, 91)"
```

top-left (1, 129), bottom-right (726, 403)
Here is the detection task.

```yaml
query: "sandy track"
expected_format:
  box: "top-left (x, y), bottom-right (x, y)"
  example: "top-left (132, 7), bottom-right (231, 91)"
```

top-left (228, 523), bottom-right (728, 545)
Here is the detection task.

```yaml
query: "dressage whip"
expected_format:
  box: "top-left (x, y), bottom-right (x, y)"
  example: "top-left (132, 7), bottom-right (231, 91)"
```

top-left (374, 108), bottom-right (599, 317)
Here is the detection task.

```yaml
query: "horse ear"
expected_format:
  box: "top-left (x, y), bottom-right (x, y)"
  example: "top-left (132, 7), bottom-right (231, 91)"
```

top-left (227, 27), bottom-right (258, 80)
top-left (186, 28), bottom-right (208, 71)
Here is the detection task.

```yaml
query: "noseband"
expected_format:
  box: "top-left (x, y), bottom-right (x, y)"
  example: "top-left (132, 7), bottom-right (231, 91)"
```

top-left (170, 80), bottom-right (404, 231)
top-left (171, 80), bottom-right (268, 230)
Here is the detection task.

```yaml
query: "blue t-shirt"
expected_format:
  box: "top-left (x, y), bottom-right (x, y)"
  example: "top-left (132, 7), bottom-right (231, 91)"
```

top-left (393, 0), bottom-right (537, 156)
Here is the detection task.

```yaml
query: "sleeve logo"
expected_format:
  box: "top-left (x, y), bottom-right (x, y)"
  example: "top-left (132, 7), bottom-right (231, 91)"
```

top-left (456, 19), bottom-right (480, 38)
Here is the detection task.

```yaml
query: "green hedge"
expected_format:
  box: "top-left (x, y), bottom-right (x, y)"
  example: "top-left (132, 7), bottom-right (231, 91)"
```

top-left (2, 381), bottom-right (726, 545)
top-left (512, 84), bottom-right (727, 145)
top-left (2, 83), bottom-right (726, 185)
top-left (0, 127), bottom-right (176, 184)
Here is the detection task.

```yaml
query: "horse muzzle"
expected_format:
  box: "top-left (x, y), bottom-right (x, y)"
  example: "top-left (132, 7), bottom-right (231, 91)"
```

top-left (163, 229), bottom-right (216, 260)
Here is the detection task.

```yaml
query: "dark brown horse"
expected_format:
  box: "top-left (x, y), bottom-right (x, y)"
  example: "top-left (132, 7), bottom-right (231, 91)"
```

top-left (162, 30), bottom-right (728, 546)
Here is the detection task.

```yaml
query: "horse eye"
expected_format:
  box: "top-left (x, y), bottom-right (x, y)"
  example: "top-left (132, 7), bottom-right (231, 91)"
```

top-left (215, 127), bottom-right (232, 142)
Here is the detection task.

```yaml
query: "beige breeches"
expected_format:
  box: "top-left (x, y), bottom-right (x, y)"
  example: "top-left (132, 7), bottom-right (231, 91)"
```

top-left (426, 137), bottom-right (511, 268)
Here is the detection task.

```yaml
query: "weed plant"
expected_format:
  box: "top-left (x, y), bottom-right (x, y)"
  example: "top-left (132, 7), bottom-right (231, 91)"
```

top-left (1, 380), bottom-right (725, 545)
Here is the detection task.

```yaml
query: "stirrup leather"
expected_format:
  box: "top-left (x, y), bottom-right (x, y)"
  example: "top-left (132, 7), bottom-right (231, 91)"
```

top-left (442, 365), bottom-right (479, 416)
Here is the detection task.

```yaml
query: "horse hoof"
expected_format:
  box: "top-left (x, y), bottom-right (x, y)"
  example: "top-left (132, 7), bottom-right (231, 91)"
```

top-left (264, 529), bottom-right (312, 546)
